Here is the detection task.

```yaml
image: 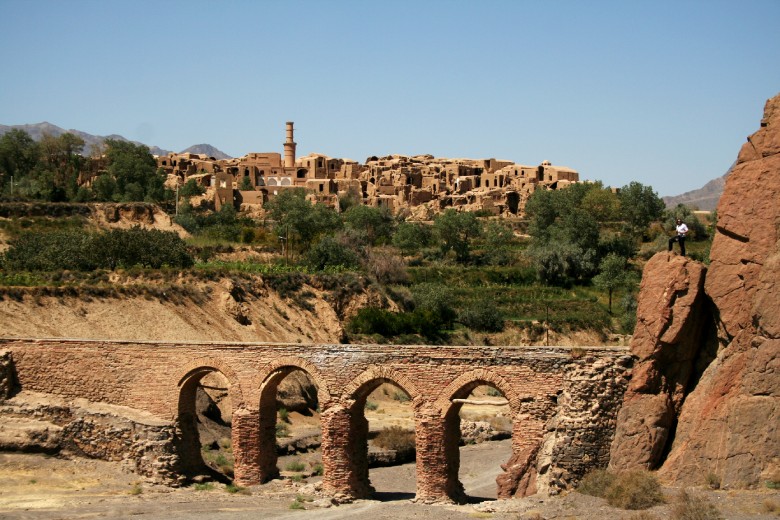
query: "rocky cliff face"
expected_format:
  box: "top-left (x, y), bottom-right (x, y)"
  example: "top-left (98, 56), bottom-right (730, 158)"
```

top-left (611, 94), bottom-right (780, 488)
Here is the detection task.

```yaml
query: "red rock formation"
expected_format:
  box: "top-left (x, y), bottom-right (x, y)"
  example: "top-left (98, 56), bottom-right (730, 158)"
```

top-left (660, 94), bottom-right (780, 488)
top-left (611, 94), bottom-right (780, 488)
top-left (609, 255), bottom-right (709, 470)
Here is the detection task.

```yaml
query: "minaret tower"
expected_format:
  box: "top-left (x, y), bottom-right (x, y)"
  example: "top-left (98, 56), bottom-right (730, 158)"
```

top-left (283, 121), bottom-right (296, 168)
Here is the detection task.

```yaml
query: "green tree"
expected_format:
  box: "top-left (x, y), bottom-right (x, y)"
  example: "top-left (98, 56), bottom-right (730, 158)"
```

top-left (104, 139), bottom-right (162, 202)
top-left (411, 283), bottom-right (457, 329)
top-left (481, 221), bottom-right (516, 266)
top-left (0, 129), bottom-right (40, 195)
top-left (264, 188), bottom-right (341, 253)
top-left (592, 253), bottom-right (631, 313)
top-left (306, 235), bottom-right (360, 271)
top-left (180, 178), bottom-right (206, 198)
top-left (581, 183), bottom-right (621, 223)
top-left (433, 209), bottom-right (482, 263)
top-left (392, 222), bottom-right (433, 255)
top-left (343, 205), bottom-right (394, 246)
top-left (239, 175), bottom-right (253, 191)
top-left (618, 181), bottom-right (665, 239)
top-left (92, 174), bottom-right (117, 201)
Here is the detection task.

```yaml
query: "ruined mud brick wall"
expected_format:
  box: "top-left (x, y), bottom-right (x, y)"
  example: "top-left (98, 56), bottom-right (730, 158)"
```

top-left (0, 339), bottom-right (629, 500)
top-left (0, 349), bottom-right (15, 399)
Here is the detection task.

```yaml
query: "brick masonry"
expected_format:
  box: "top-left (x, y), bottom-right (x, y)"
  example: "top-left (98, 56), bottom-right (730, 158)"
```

top-left (0, 339), bottom-right (631, 502)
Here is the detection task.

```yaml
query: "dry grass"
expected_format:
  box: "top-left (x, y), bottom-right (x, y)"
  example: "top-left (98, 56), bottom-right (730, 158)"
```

top-left (670, 489), bottom-right (723, 520)
top-left (578, 468), bottom-right (616, 498)
top-left (605, 470), bottom-right (664, 510)
top-left (373, 425), bottom-right (415, 454)
top-left (578, 469), bottom-right (664, 510)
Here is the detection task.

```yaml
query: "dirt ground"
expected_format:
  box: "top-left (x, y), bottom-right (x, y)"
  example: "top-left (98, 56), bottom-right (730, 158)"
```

top-left (1, 446), bottom-right (779, 520)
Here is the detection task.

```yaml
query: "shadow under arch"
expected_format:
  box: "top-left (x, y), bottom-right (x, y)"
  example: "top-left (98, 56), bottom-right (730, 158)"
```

top-left (254, 357), bottom-right (332, 482)
top-left (436, 369), bottom-right (519, 503)
top-left (175, 360), bottom-right (243, 482)
top-left (337, 366), bottom-right (422, 499)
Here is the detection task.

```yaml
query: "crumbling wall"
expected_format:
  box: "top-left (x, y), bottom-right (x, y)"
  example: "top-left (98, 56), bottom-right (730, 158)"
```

top-left (500, 353), bottom-right (633, 497)
top-left (0, 391), bottom-right (182, 484)
top-left (0, 349), bottom-right (15, 400)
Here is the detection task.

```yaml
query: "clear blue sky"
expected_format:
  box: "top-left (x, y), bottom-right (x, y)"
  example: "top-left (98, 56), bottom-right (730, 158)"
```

top-left (1, 0), bottom-right (778, 197)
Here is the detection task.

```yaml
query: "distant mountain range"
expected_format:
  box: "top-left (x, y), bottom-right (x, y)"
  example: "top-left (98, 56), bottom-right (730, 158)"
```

top-left (662, 164), bottom-right (732, 211)
top-left (0, 122), bottom-right (232, 160)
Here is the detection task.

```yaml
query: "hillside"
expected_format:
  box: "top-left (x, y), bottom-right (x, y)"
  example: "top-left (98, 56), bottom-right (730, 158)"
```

top-left (0, 272), bottom-right (374, 343)
top-left (662, 166), bottom-right (731, 210)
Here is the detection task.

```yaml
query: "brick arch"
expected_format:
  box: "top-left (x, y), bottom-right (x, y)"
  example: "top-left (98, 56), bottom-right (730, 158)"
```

top-left (174, 357), bottom-right (244, 479)
top-left (253, 356), bottom-right (332, 408)
top-left (434, 368), bottom-right (520, 417)
top-left (175, 356), bottom-right (245, 415)
top-left (341, 365), bottom-right (423, 404)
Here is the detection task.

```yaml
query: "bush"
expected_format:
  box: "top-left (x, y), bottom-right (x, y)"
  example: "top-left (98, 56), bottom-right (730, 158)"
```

top-left (2, 226), bottom-right (193, 271)
top-left (180, 178), bottom-right (206, 198)
top-left (392, 390), bottom-right (410, 403)
top-left (392, 221), bottom-right (433, 255)
top-left (604, 470), bottom-right (664, 510)
top-left (285, 460), bottom-right (306, 472)
top-left (366, 246), bottom-right (409, 284)
top-left (305, 235), bottom-right (360, 271)
top-left (458, 300), bottom-right (505, 332)
top-left (275, 423), bottom-right (290, 438)
top-left (578, 468), bottom-right (617, 498)
top-left (671, 489), bottom-right (723, 520)
top-left (373, 426), bottom-right (415, 455)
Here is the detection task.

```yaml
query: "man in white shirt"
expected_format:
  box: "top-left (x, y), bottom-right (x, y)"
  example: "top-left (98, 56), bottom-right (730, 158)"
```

top-left (668, 218), bottom-right (689, 256)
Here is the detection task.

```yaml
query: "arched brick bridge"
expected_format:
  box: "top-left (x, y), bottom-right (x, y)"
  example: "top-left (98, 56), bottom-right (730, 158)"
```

top-left (0, 338), bottom-right (631, 502)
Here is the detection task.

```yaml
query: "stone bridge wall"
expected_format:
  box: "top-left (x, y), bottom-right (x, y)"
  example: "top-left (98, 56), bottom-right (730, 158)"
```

top-left (0, 338), bottom-right (631, 502)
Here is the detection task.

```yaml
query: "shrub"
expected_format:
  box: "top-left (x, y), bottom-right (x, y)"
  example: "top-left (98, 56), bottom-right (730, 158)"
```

top-left (275, 423), bottom-right (290, 438)
top-left (704, 472), bottom-right (720, 490)
top-left (671, 489), bottom-right (723, 520)
top-left (225, 483), bottom-right (248, 494)
top-left (392, 390), bottom-right (410, 403)
top-left (365, 246), bottom-right (409, 284)
top-left (306, 235), bottom-right (360, 271)
top-left (180, 178), bottom-right (205, 198)
top-left (486, 386), bottom-right (503, 397)
top-left (457, 300), bottom-right (505, 332)
top-left (193, 482), bottom-right (214, 491)
top-left (2, 226), bottom-right (194, 271)
top-left (392, 221), bottom-right (433, 255)
top-left (373, 425), bottom-right (415, 455)
top-left (365, 400), bottom-right (379, 411)
top-left (578, 468), bottom-right (617, 498)
top-left (285, 460), bottom-right (306, 472)
top-left (310, 463), bottom-right (324, 476)
top-left (289, 499), bottom-right (305, 509)
top-left (278, 407), bottom-right (290, 423)
top-left (604, 470), bottom-right (664, 510)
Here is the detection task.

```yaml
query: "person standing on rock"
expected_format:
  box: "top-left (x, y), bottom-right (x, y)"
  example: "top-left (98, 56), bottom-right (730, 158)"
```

top-left (668, 218), bottom-right (688, 256)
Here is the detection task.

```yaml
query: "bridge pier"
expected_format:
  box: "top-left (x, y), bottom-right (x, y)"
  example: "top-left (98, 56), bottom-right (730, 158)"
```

top-left (231, 408), bottom-right (265, 485)
top-left (414, 404), bottom-right (464, 503)
top-left (320, 403), bottom-right (373, 499)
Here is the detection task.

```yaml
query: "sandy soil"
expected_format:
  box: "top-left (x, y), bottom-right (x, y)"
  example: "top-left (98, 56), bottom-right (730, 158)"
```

top-left (3, 384), bottom-right (776, 520)
top-left (1, 447), bottom-right (778, 520)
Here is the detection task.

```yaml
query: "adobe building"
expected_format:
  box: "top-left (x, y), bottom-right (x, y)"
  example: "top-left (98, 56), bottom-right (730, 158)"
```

top-left (179, 122), bottom-right (581, 217)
